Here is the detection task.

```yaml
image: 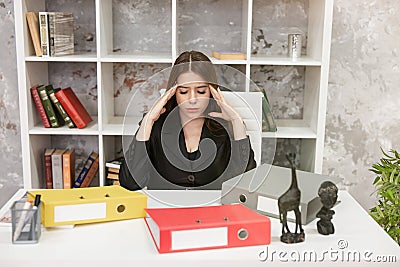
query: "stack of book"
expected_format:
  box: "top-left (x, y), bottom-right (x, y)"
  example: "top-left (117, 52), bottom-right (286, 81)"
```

top-left (31, 85), bottom-right (93, 129)
top-left (26, 11), bottom-right (74, 57)
top-left (105, 158), bottom-right (123, 186)
top-left (44, 149), bottom-right (99, 189)
top-left (211, 50), bottom-right (246, 60)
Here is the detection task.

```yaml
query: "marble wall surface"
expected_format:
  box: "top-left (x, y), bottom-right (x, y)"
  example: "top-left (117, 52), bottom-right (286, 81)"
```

top-left (1, 0), bottom-right (399, 210)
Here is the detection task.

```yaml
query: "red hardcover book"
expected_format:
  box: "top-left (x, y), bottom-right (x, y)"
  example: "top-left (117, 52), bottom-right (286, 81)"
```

top-left (30, 84), bottom-right (51, 128)
top-left (44, 148), bottom-right (55, 189)
top-left (145, 204), bottom-right (271, 253)
top-left (54, 87), bottom-right (93, 129)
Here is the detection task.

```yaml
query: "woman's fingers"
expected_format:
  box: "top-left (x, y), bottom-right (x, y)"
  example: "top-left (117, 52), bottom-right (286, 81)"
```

top-left (208, 112), bottom-right (223, 118)
top-left (209, 85), bottom-right (222, 101)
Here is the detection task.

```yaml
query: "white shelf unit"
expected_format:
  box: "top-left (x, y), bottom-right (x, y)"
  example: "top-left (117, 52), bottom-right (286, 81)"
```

top-left (14, 0), bottom-right (333, 189)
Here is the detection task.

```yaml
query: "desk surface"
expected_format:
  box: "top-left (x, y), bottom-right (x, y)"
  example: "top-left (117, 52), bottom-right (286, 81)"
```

top-left (0, 190), bottom-right (399, 267)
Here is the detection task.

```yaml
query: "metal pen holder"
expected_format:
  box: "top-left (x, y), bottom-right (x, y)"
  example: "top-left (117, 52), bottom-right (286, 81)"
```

top-left (11, 199), bottom-right (41, 244)
top-left (288, 33), bottom-right (303, 59)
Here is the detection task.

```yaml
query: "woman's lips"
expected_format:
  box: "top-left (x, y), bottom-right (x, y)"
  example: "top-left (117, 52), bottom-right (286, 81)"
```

top-left (186, 108), bottom-right (200, 113)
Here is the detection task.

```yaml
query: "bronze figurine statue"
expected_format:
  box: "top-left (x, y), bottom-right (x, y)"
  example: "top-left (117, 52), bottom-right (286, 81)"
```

top-left (316, 181), bottom-right (338, 235)
top-left (278, 153), bottom-right (305, 243)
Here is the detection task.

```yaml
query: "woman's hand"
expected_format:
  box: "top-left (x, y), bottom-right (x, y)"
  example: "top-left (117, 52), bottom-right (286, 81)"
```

top-left (208, 86), bottom-right (243, 122)
top-left (208, 86), bottom-right (247, 140)
top-left (136, 86), bottom-right (177, 141)
top-left (145, 85), bottom-right (177, 123)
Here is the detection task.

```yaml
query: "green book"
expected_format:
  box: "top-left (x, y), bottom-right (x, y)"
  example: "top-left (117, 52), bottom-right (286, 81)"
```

top-left (37, 85), bottom-right (60, 127)
top-left (260, 90), bottom-right (277, 132)
top-left (46, 86), bottom-right (75, 128)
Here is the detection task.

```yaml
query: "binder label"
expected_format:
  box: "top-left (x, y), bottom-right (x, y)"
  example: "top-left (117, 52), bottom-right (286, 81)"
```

top-left (54, 203), bottom-right (106, 222)
top-left (171, 227), bottom-right (228, 250)
top-left (257, 196), bottom-right (301, 220)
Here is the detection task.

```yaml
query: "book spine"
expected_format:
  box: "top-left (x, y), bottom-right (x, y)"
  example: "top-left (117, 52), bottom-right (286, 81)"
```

top-left (47, 90), bottom-right (75, 128)
top-left (52, 153), bottom-right (63, 189)
top-left (62, 150), bottom-right (75, 189)
top-left (26, 12), bottom-right (43, 57)
top-left (54, 13), bottom-right (74, 56)
top-left (39, 12), bottom-right (49, 57)
top-left (55, 91), bottom-right (86, 129)
top-left (48, 12), bottom-right (55, 57)
top-left (37, 86), bottom-right (59, 127)
top-left (30, 87), bottom-right (51, 128)
top-left (80, 157), bottom-right (99, 188)
top-left (44, 152), bottom-right (53, 189)
top-left (73, 154), bottom-right (97, 188)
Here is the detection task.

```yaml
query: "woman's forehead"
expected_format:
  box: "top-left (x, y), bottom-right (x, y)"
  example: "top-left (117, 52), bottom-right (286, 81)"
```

top-left (177, 71), bottom-right (208, 85)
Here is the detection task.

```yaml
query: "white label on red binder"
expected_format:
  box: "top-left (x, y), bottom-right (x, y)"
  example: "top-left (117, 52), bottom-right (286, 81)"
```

top-left (257, 196), bottom-right (301, 220)
top-left (171, 227), bottom-right (228, 250)
top-left (54, 203), bottom-right (106, 222)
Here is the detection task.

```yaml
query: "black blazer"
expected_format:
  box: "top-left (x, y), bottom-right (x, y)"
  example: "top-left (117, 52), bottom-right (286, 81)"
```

top-left (119, 111), bottom-right (256, 190)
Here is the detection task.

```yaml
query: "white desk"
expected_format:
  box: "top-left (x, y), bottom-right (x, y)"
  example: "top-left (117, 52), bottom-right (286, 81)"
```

top-left (0, 190), bottom-right (399, 267)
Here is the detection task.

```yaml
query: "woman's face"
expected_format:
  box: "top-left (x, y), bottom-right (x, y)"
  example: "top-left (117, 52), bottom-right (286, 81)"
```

top-left (175, 71), bottom-right (211, 118)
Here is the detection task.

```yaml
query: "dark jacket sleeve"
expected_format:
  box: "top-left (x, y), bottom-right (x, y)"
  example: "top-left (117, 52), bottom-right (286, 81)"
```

top-left (228, 136), bottom-right (257, 176)
top-left (119, 138), bottom-right (151, 191)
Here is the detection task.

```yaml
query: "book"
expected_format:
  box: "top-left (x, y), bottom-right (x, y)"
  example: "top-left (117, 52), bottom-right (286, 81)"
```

top-left (211, 50), bottom-right (246, 60)
top-left (26, 12), bottom-right (43, 57)
top-left (44, 148), bottom-right (55, 189)
top-left (107, 167), bottom-right (120, 174)
top-left (55, 87), bottom-right (93, 129)
top-left (145, 204), bottom-right (271, 253)
top-left (259, 89), bottom-right (277, 132)
top-left (62, 149), bottom-right (75, 189)
top-left (30, 84), bottom-right (50, 128)
top-left (38, 12), bottom-right (50, 57)
top-left (48, 12), bottom-right (74, 57)
top-left (37, 85), bottom-right (60, 127)
top-left (107, 172), bottom-right (119, 180)
top-left (73, 152), bottom-right (99, 188)
top-left (51, 149), bottom-right (66, 189)
top-left (80, 157), bottom-right (99, 188)
top-left (105, 158), bottom-right (123, 169)
top-left (46, 86), bottom-right (75, 128)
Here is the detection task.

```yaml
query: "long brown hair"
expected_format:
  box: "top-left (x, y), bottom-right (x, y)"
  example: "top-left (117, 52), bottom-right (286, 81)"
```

top-left (164, 51), bottom-right (227, 136)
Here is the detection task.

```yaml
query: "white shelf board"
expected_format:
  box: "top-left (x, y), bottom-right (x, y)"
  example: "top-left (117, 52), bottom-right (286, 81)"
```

top-left (101, 52), bottom-right (173, 63)
top-left (249, 55), bottom-right (321, 66)
top-left (262, 119), bottom-right (317, 139)
top-left (210, 58), bottom-right (247, 65)
top-left (102, 116), bottom-right (141, 135)
top-left (25, 52), bottom-right (97, 62)
top-left (29, 117), bottom-right (99, 135)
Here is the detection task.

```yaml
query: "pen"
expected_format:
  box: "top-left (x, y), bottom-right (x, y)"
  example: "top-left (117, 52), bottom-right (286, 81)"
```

top-left (28, 194), bottom-right (41, 240)
top-left (13, 200), bottom-right (33, 242)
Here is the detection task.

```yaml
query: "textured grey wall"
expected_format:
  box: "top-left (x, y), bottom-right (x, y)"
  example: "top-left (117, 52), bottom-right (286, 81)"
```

top-left (323, 0), bottom-right (400, 210)
top-left (1, 0), bottom-right (399, 211)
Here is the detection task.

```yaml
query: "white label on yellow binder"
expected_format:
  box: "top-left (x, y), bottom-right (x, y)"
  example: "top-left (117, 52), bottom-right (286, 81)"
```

top-left (54, 203), bottom-right (106, 222)
top-left (171, 227), bottom-right (228, 250)
top-left (257, 196), bottom-right (301, 220)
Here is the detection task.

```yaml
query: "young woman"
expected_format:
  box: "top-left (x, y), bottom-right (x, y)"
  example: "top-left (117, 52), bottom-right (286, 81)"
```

top-left (120, 50), bottom-right (256, 190)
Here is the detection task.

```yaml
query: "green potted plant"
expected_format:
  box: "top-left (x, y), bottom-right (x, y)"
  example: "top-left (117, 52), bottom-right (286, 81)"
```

top-left (369, 148), bottom-right (400, 245)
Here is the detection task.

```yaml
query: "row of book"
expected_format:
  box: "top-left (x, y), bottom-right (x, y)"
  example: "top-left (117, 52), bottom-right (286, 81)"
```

top-left (105, 158), bottom-right (123, 186)
top-left (26, 11), bottom-right (74, 57)
top-left (44, 149), bottom-right (99, 189)
top-left (31, 85), bottom-right (93, 129)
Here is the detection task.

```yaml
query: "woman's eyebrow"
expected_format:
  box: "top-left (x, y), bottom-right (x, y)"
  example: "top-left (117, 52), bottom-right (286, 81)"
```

top-left (178, 84), bottom-right (208, 89)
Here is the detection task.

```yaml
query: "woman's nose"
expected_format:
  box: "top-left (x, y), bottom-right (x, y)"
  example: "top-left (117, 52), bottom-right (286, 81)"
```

top-left (189, 91), bottom-right (197, 103)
